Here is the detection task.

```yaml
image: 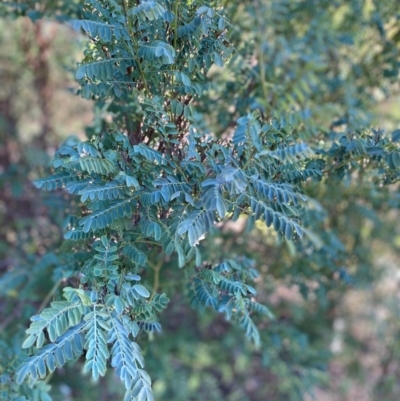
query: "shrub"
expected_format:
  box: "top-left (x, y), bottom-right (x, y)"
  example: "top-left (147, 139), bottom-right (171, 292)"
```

top-left (1, 0), bottom-right (400, 400)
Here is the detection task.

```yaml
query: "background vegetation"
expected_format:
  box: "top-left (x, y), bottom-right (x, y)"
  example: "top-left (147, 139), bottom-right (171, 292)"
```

top-left (1, 1), bottom-right (400, 400)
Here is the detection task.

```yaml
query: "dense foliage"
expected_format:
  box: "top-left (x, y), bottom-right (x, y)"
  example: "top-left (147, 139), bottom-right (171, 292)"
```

top-left (1, 0), bottom-right (400, 400)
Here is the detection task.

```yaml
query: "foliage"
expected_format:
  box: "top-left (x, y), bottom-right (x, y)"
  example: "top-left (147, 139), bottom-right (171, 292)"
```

top-left (1, 0), bottom-right (400, 400)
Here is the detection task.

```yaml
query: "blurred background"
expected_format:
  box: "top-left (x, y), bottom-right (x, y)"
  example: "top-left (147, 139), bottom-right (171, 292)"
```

top-left (1, 1), bottom-right (400, 400)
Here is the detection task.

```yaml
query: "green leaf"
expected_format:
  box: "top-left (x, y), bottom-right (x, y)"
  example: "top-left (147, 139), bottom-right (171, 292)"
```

top-left (114, 297), bottom-right (124, 314)
top-left (133, 284), bottom-right (150, 298)
top-left (392, 129), bottom-right (400, 142)
top-left (138, 41), bottom-right (176, 65)
top-left (22, 334), bottom-right (37, 349)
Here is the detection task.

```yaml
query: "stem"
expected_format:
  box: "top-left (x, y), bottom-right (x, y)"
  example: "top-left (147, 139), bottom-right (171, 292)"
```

top-left (323, 155), bottom-right (367, 174)
top-left (121, 0), bottom-right (148, 91)
top-left (38, 278), bottom-right (62, 312)
top-left (170, 0), bottom-right (180, 91)
top-left (222, 0), bottom-right (230, 9)
top-left (242, 150), bottom-right (255, 170)
top-left (149, 258), bottom-right (163, 301)
top-left (44, 372), bottom-right (54, 384)
top-left (254, 0), bottom-right (268, 106)
top-left (173, 0), bottom-right (180, 50)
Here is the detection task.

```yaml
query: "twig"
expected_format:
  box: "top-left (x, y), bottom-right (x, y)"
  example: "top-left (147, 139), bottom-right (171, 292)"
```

top-left (38, 278), bottom-right (62, 312)
top-left (149, 258), bottom-right (163, 301)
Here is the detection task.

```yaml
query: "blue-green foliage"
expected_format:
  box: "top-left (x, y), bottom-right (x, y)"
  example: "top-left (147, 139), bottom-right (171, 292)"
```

top-left (3, 0), bottom-right (400, 400)
top-left (189, 258), bottom-right (273, 346)
top-left (15, 250), bottom-right (163, 401)
top-left (20, 1), bottom-right (312, 397)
